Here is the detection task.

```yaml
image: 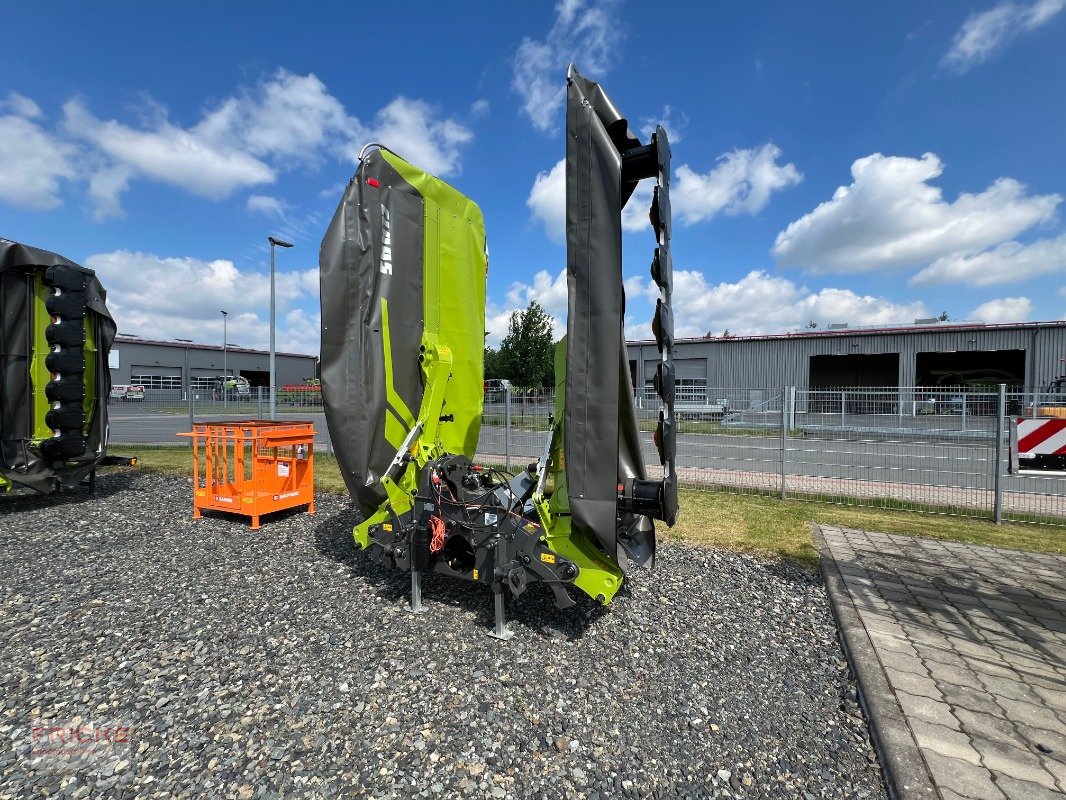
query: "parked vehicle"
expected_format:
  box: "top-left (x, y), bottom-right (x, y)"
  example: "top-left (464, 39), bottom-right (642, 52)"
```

top-left (483, 379), bottom-right (508, 403)
top-left (211, 375), bottom-right (251, 400)
top-left (108, 384), bottom-right (146, 402)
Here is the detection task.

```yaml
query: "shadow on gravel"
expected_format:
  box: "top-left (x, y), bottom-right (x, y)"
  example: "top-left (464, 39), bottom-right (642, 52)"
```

top-left (311, 504), bottom-right (609, 640)
top-left (0, 469), bottom-right (139, 514)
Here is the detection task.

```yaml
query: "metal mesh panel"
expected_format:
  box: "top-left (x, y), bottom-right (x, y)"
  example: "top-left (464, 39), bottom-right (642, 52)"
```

top-left (106, 383), bottom-right (1066, 526)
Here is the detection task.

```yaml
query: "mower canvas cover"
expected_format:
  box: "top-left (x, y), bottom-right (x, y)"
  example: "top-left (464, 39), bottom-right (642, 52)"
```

top-left (561, 66), bottom-right (678, 568)
top-left (0, 239), bottom-right (117, 493)
top-left (319, 146), bottom-right (487, 515)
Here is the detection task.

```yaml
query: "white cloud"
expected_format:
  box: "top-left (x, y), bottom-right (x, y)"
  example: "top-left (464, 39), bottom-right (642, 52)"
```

top-left (471, 99), bottom-right (490, 117)
top-left (512, 0), bottom-right (622, 132)
top-left (486, 268), bottom-right (570, 347)
top-left (911, 232), bottom-right (1066, 286)
top-left (942, 0), bottom-right (1064, 73)
top-left (0, 112), bottom-right (78, 210)
top-left (48, 70), bottom-right (473, 218)
top-left (505, 268), bottom-right (569, 321)
top-left (485, 302), bottom-right (516, 349)
top-left (773, 152), bottom-right (1061, 273)
top-left (3, 91), bottom-right (42, 119)
top-left (63, 97), bottom-right (276, 200)
top-left (625, 269), bottom-right (927, 339)
top-left (670, 144), bottom-right (802, 226)
top-left (484, 269), bottom-right (567, 346)
top-left (247, 194), bottom-right (289, 219)
top-left (194, 70), bottom-right (351, 164)
top-left (639, 105), bottom-right (687, 144)
top-left (527, 159), bottom-right (567, 242)
top-left (492, 266), bottom-right (923, 342)
top-left (86, 165), bottom-right (131, 222)
top-left (84, 249), bottom-right (320, 353)
top-left (529, 143), bottom-right (801, 240)
top-left (969, 296), bottom-right (1033, 323)
top-left (279, 308), bottom-right (322, 355)
top-left (359, 97), bottom-right (472, 177)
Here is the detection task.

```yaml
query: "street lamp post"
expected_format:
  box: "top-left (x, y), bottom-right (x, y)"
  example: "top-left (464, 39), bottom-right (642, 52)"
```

top-left (221, 310), bottom-right (228, 410)
top-left (267, 236), bottom-right (294, 420)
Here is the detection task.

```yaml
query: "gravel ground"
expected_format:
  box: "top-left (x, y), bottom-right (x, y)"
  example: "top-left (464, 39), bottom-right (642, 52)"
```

top-left (1, 472), bottom-right (886, 799)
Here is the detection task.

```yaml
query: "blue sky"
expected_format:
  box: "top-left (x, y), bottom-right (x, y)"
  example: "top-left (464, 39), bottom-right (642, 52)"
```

top-left (2, 1), bottom-right (1065, 355)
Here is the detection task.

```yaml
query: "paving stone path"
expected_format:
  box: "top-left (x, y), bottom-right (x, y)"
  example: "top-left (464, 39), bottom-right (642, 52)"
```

top-left (818, 526), bottom-right (1066, 800)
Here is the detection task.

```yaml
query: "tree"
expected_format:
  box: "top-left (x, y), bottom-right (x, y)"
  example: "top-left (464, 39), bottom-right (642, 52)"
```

top-left (487, 301), bottom-right (556, 388)
top-left (484, 345), bottom-right (503, 379)
top-left (806, 320), bottom-right (818, 329)
top-left (938, 310), bottom-right (950, 322)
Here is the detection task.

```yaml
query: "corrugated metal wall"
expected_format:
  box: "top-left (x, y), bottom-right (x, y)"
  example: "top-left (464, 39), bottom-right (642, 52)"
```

top-left (109, 341), bottom-right (317, 388)
top-left (627, 324), bottom-right (1066, 389)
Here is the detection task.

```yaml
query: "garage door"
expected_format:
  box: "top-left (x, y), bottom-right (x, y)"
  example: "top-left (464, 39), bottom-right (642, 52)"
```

top-left (643, 357), bottom-right (707, 381)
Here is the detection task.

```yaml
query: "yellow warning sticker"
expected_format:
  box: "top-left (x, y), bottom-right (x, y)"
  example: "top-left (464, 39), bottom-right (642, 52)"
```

top-left (524, 523), bottom-right (536, 532)
top-left (195, 491), bottom-right (205, 497)
top-left (540, 552), bottom-right (556, 564)
top-left (472, 569), bottom-right (479, 580)
top-left (382, 523), bottom-right (393, 531)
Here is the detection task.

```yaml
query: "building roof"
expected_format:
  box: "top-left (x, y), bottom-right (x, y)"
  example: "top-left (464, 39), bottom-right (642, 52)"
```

top-left (113, 334), bottom-right (316, 360)
top-left (628, 320), bottom-right (1066, 346)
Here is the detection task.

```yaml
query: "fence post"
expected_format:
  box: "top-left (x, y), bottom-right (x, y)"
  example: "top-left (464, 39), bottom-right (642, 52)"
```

top-left (840, 390), bottom-right (846, 428)
top-left (962, 392), bottom-right (968, 431)
top-left (258, 386), bottom-right (264, 419)
top-left (780, 386), bottom-right (787, 500)
top-left (994, 383), bottom-right (1005, 524)
top-left (188, 388), bottom-right (195, 443)
top-left (504, 382), bottom-right (512, 472)
top-left (788, 386), bottom-right (796, 430)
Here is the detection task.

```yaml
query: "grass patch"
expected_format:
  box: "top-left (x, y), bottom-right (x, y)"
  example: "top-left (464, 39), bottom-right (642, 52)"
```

top-left (108, 445), bottom-right (1064, 569)
top-left (667, 489), bottom-right (1065, 567)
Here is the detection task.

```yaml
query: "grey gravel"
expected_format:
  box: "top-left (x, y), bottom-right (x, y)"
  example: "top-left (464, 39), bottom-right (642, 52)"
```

top-left (0, 472), bottom-right (887, 798)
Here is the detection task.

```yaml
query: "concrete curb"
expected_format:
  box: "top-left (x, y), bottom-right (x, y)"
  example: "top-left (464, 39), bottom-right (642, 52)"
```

top-left (814, 524), bottom-right (939, 800)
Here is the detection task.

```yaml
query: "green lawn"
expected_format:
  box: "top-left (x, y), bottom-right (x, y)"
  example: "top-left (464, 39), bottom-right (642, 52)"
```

top-left (108, 445), bottom-right (1065, 569)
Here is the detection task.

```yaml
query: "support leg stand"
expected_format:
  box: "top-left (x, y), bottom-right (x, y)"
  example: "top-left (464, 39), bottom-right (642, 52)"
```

top-left (409, 567), bottom-right (426, 614)
top-left (488, 585), bottom-right (514, 641)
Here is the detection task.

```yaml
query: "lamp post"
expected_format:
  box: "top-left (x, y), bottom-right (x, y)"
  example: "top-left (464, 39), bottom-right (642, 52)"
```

top-left (268, 236), bottom-right (294, 420)
top-left (221, 310), bottom-right (228, 410)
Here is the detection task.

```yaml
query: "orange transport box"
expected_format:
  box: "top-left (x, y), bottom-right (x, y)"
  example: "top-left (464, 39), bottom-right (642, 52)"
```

top-left (177, 420), bottom-right (315, 529)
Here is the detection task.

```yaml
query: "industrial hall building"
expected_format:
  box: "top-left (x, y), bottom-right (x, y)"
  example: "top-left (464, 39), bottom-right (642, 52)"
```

top-left (626, 320), bottom-right (1066, 395)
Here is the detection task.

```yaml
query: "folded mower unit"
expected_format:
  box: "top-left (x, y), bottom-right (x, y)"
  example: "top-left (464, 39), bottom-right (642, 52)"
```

top-left (319, 67), bottom-right (677, 636)
top-left (0, 239), bottom-right (130, 495)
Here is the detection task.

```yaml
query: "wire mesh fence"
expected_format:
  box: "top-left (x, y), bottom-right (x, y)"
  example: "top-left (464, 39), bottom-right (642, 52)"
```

top-left (111, 383), bottom-right (1066, 525)
top-left (105, 386), bottom-right (334, 453)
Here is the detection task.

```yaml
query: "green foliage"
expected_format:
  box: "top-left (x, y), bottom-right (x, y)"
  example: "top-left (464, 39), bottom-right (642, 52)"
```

top-left (484, 346), bottom-right (503, 380)
top-left (486, 301), bottom-right (556, 388)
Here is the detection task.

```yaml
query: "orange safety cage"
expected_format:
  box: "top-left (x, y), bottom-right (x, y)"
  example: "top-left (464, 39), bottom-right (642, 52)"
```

top-left (177, 420), bottom-right (315, 529)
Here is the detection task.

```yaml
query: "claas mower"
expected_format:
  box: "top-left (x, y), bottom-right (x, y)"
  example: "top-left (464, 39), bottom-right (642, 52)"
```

top-left (319, 67), bottom-right (677, 637)
top-left (0, 238), bottom-right (132, 495)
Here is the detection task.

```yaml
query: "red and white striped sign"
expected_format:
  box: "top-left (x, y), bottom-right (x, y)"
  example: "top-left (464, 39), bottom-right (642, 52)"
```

top-left (1016, 418), bottom-right (1066, 457)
